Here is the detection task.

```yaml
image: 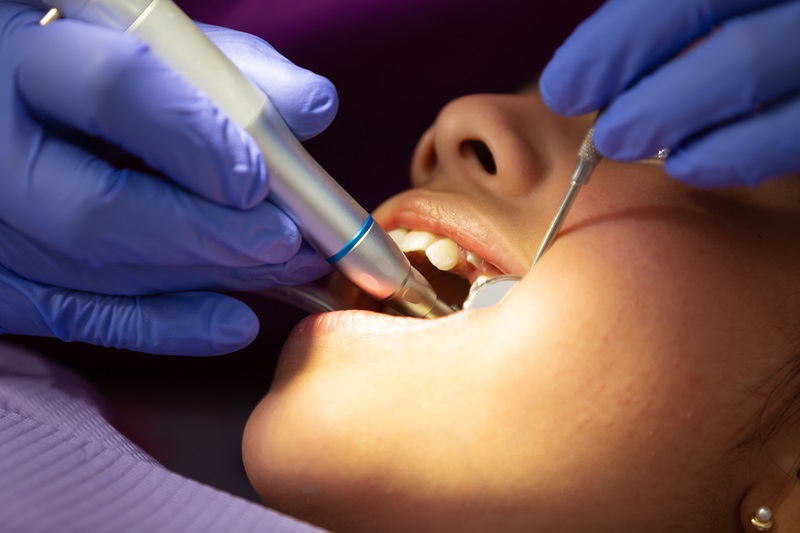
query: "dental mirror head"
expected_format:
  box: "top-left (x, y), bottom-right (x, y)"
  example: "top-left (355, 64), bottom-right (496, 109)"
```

top-left (461, 275), bottom-right (521, 310)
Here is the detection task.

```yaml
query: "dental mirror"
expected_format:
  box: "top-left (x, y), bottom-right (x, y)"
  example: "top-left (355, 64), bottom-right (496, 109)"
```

top-left (461, 275), bottom-right (521, 310)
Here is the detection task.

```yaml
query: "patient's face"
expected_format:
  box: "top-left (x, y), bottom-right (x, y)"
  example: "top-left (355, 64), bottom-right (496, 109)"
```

top-left (244, 93), bottom-right (800, 532)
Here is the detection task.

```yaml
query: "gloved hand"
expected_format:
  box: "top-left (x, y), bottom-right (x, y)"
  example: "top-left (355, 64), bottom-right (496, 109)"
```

top-left (0, 2), bottom-right (339, 355)
top-left (539, 0), bottom-right (800, 187)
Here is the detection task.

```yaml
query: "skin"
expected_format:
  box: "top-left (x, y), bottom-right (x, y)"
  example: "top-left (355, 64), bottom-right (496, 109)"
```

top-left (243, 93), bottom-right (800, 532)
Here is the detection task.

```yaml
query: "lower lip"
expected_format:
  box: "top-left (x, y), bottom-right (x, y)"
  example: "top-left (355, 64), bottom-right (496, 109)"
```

top-left (290, 308), bottom-right (433, 340)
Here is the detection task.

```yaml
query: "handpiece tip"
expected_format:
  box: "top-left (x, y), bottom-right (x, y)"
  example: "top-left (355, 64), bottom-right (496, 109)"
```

top-left (424, 297), bottom-right (457, 318)
top-left (384, 267), bottom-right (454, 319)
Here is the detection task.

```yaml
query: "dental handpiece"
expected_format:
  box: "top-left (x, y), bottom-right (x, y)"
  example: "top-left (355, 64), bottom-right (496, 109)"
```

top-left (41, 0), bottom-right (452, 318)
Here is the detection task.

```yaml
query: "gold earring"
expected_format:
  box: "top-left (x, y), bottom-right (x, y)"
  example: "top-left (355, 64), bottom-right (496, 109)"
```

top-left (750, 506), bottom-right (773, 531)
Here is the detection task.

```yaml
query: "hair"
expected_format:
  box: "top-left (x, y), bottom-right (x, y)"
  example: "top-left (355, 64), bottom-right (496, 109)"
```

top-left (680, 354), bottom-right (800, 533)
top-left (758, 306), bottom-right (800, 442)
top-left (732, 315), bottom-right (800, 470)
top-left (756, 356), bottom-right (800, 445)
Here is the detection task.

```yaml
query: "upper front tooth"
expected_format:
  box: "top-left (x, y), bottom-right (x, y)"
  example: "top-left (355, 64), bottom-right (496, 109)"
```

top-left (388, 227), bottom-right (409, 244)
top-left (425, 237), bottom-right (459, 271)
top-left (399, 230), bottom-right (437, 252)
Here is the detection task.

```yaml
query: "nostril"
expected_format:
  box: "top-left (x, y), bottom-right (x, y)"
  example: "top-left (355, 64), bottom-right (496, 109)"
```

top-left (460, 140), bottom-right (497, 175)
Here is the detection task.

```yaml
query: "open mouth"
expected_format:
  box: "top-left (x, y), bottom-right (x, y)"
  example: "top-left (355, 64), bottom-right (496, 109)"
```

top-left (321, 224), bottom-right (509, 313)
top-left (259, 189), bottom-right (522, 315)
top-left (320, 189), bottom-right (522, 314)
top-left (387, 227), bottom-right (505, 309)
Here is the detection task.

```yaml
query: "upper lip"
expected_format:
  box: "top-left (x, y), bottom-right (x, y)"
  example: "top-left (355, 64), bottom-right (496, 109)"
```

top-left (372, 189), bottom-right (529, 278)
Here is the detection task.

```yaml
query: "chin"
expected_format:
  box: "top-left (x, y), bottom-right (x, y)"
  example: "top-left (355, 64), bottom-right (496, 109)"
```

top-left (241, 306), bottom-right (505, 532)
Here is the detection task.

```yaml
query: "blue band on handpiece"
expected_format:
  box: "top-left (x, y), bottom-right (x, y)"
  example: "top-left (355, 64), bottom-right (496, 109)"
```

top-left (326, 216), bottom-right (374, 264)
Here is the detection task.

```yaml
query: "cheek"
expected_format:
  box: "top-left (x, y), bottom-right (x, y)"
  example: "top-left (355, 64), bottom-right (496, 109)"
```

top-left (488, 231), bottom-right (761, 504)
top-left (242, 217), bottom-right (765, 531)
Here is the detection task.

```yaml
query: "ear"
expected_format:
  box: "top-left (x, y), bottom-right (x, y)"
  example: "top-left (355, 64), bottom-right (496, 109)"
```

top-left (740, 424), bottom-right (800, 532)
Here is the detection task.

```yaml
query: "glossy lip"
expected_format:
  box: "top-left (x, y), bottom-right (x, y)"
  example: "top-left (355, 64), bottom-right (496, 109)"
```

top-left (373, 188), bottom-right (530, 282)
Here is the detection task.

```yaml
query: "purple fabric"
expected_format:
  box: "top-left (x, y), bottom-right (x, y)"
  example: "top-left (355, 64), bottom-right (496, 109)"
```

top-left (0, 343), bottom-right (325, 532)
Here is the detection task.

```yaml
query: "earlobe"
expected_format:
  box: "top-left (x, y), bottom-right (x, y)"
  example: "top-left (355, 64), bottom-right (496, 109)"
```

top-left (739, 427), bottom-right (800, 532)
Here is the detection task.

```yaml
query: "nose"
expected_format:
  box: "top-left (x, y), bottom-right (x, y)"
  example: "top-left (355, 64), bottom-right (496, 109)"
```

top-left (410, 94), bottom-right (548, 197)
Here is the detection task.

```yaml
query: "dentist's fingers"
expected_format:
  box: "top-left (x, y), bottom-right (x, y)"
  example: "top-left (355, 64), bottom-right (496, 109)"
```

top-left (539, 0), bottom-right (789, 115)
top-left (0, 268), bottom-right (259, 355)
top-left (15, 14), bottom-right (268, 210)
top-left (198, 23), bottom-right (339, 141)
top-left (0, 217), bottom-right (330, 294)
top-left (592, 0), bottom-right (800, 161)
top-left (0, 143), bottom-right (304, 268)
top-left (664, 96), bottom-right (800, 187)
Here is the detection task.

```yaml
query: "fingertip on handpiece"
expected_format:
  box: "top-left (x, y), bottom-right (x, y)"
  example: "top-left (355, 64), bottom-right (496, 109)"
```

top-left (281, 73), bottom-right (339, 141)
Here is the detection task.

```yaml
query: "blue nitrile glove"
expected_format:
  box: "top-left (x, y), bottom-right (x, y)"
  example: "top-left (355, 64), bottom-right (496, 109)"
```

top-left (0, 2), bottom-right (339, 355)
top-left (539, 0), bottom-right (800, 187)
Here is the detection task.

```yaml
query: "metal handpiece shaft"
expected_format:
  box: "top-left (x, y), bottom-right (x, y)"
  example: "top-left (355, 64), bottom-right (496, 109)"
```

top-left (531, 123), bottom-right (601, 267)
top-left (41, 0), bottom-right (452, 318)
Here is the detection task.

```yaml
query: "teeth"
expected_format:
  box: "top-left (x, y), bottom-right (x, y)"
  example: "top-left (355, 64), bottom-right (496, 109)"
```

top-left (388, 227), bottom-right (409, 244)
top-left (389, 226), bottom-right (488, 274)
top-left (473, 275), bottom-right (493, 287)
top-left (425, 238), bottom-right (459, 271)
top-left (399, 230), bottom-right (437, 252)
top-left (466, 251), bottom-right (483, 269)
